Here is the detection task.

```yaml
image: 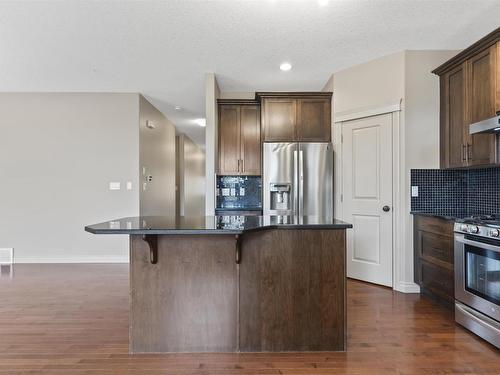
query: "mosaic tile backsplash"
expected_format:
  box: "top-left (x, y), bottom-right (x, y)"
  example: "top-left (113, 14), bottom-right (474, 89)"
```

top-left (216, 176), bottom-right (262, 209)
top-left (411, 167), bottom-right (500, 215)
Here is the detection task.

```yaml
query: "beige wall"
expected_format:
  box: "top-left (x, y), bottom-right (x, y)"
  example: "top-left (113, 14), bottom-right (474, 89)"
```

top-left (177, 134), bottom-right (205, 216)
top-left (331, 50), bottom-right (458, 292)
top-left (139, 95), bottom-right (176, 217)
top-left (333, 51), bottom-right (405, 116)
top-left (204, 73), bottom-right (220, 215)
top-left (404, 50), bottom-right (457, 169)
top-left (219, 92), bottom-right (255, 100)
top-left (0, 93), bottom-right (140, 262)
top-left (401, 50), bottom-right (459, 282)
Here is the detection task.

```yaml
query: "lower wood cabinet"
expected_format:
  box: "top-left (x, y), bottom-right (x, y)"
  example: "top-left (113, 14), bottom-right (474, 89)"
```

top-left (414, 215), bottom-right (455, 308)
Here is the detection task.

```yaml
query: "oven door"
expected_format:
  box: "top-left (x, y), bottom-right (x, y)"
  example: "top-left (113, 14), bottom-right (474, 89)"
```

top-left (455, 233), bottom-right (500, 322)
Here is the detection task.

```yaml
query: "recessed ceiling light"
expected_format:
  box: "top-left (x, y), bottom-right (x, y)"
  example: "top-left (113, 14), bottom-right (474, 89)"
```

top-left (175, 106), bottom-right (182, 111)
top-left (280, 62), bottom-right (292, 71)
top-left (194, 118), bottom-right (206, 127)
top-left (318, 0), bottom-right (329, 6)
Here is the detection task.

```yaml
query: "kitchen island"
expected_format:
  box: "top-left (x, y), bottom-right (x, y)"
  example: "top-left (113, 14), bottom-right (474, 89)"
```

top-left (85, 215), bottom-right (352, 353)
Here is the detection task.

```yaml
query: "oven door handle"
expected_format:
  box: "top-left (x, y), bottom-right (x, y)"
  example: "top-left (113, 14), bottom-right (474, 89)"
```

top-left (455, 236), bottom-right (500, 253)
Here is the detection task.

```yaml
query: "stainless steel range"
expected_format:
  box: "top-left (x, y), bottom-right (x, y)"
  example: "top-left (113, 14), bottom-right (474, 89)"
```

top-left (454, 215), bottom-right (500, 348)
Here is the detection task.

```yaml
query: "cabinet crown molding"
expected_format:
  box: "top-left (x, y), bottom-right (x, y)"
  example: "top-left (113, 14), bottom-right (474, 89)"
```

top-left (432, 27), bottom-right (500, 76)
top-left (217, 99), bottom-right (260, 106)
top-left (255, 92), bottom-right (332, 100)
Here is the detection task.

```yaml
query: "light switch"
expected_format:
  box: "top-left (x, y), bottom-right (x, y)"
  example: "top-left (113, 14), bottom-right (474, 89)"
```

top-left (126, 181), bottom-right (132, 190)
top-left (109, 182), bottom-right (121, 190)
top-left (411, 186), bottom-right (419, 197)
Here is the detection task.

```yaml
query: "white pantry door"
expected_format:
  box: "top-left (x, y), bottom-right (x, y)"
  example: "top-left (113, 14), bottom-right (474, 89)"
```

top-left (342, 114), bottom-right (393, 287)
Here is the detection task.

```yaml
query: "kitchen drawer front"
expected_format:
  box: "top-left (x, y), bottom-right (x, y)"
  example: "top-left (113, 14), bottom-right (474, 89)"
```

top-left (417, 230), bottom-right (454, 269)
top-left (414, 215), bottom-right (454, 237)
top-left (413, 214), bottom-right (455, 308)
top-left (420, 260), bottom-right (455, 305)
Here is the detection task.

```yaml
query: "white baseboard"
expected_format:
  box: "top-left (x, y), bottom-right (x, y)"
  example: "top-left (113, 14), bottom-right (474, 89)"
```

top-left (14, 256), bottom-right (129, 264)
top-left (394, 281), bottom-right (420, 294)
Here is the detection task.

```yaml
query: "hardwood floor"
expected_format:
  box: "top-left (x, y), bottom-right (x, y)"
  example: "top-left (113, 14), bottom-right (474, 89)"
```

top-left (0, 264), bottom-right (498, 374)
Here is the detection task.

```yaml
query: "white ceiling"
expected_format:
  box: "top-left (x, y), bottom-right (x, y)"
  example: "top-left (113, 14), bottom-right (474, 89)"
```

top-left (1, 1), bottom-right (499, 146)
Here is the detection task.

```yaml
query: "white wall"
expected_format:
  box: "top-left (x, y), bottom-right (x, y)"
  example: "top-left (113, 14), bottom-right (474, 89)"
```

top-left (204, 73), bottom-right (220, 215)
top-left (0, 93), bottom-right (140, 263)
top-left (139, 95), bottom-right (176, 217)
top-left (331, 50), bottom-right (458, 292)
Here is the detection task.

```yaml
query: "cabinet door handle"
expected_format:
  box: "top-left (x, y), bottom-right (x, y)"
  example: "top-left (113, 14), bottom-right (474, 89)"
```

top-left (237, 159), bottom-right (240, 172)
top-left (462, 144), bottom-right (466, 162)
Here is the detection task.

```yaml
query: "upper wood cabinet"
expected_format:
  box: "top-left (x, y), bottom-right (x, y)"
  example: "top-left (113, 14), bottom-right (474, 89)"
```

top-left (257, 92), bottom-right (332, 142)
top-left (261, 98), bottom-right (296, 141)
top-left (440, 63), bottom-right (467, 168)
top-left (433, 28), bottom-right (499, 169)
top-left (217, 100), bottom-right (261, 176)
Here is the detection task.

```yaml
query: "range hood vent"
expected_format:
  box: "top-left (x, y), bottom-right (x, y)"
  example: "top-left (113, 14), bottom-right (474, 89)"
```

top-left (470, 113), bottom-right (500, 134)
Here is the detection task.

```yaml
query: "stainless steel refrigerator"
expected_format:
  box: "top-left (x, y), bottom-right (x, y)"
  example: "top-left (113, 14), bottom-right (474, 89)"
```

top-left (263, 143), bottom-right (333, 217)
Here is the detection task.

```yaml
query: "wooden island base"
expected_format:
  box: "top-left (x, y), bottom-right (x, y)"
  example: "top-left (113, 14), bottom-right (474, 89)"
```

top-left (129, 229), bottom-right (346, 353)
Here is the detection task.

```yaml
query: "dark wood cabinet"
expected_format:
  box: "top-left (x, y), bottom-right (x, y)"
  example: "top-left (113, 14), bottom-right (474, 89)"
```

top-left (297, 98), bottom-right (331, 141)
top-left (440, 64), bottom-right (467, 168)
top-left (261, 98), bottom-right (296, 142)
top-left (414, 215), bottom-right (455, 308)
top-left (257, 92), bottom-right (332, 142)
top-left (466, 44), bottom-right (497, 166)
top-left (240, 105), bottom-right (261, 175)
top-left (218, 104), bottom-right (241, 175)
top-left (239, 229), bottom-right (346, 351)
top-left (217, 100), bottom-right (261, 176)
top-left (433, 28), bottom-right (499, 169)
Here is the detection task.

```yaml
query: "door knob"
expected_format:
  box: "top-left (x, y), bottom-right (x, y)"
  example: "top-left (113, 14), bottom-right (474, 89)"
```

top-left (382, 205), bottom-right (391, 212)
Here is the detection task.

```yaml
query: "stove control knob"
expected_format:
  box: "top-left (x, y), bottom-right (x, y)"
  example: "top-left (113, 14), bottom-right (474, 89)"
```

top-left (490, 229), bottom-right (500, 237)
top-left (460, 224), bottom-right (469, 232)
top-left (469, 225), bottom-right (479, 234)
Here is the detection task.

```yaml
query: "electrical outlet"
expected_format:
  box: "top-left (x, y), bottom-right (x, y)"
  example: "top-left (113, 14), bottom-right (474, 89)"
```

top-left (0, 248), bottom-right (14, 264)
top-left (109, 182), bottom-right (121, 190)
top-left (411, 186), bottom-right (419, 197)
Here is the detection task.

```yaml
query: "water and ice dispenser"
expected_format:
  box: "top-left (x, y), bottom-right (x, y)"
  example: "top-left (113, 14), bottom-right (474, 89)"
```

top-left (269, 183), bottom-right (291, 212)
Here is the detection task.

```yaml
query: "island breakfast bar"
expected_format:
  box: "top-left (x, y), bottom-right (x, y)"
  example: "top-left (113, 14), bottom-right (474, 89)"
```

top-left (85, 215), bottom-right (352, 353)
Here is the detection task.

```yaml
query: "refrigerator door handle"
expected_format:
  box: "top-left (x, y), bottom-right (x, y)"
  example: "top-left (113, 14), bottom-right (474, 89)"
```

top-left (299, 149), bottom-right (303, 216)
top-left (293, 150), bottom-right (298, 215)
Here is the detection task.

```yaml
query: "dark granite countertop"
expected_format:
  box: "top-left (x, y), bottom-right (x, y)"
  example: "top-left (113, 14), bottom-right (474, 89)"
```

top-left (215, 207), bottom-right (262, 212)
top-left (410, 211), bottom-right (468, 221)
top-left (85, 215), bottom-right (352, 235)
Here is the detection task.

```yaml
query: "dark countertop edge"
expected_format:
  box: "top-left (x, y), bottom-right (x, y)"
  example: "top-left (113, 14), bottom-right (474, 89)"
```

top-left (410, 211), bottom-right (462, 221)
top-left (215, 207), bottom-right (263, 212)
top-left (84, 223), bottom-right (353, 235)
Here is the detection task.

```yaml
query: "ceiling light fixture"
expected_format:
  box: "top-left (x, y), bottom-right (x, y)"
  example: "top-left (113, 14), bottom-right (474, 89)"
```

top-left (280, 62), bottom-right (292, 71)
top-left (175, 106), bottom-right (182, 111)
top-left (194, 118), bottom-right (206, 127)
top-left (318, 0), bottom-right (329, 6)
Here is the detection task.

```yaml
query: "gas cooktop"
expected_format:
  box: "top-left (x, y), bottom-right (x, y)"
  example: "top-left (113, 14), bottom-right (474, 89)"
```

top-left (455, 214), bottom-right (500, 238)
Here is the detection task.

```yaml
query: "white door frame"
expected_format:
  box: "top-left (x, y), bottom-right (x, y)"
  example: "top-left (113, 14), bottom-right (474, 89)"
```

top-left (334, 101), bottom-right (409, 292)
